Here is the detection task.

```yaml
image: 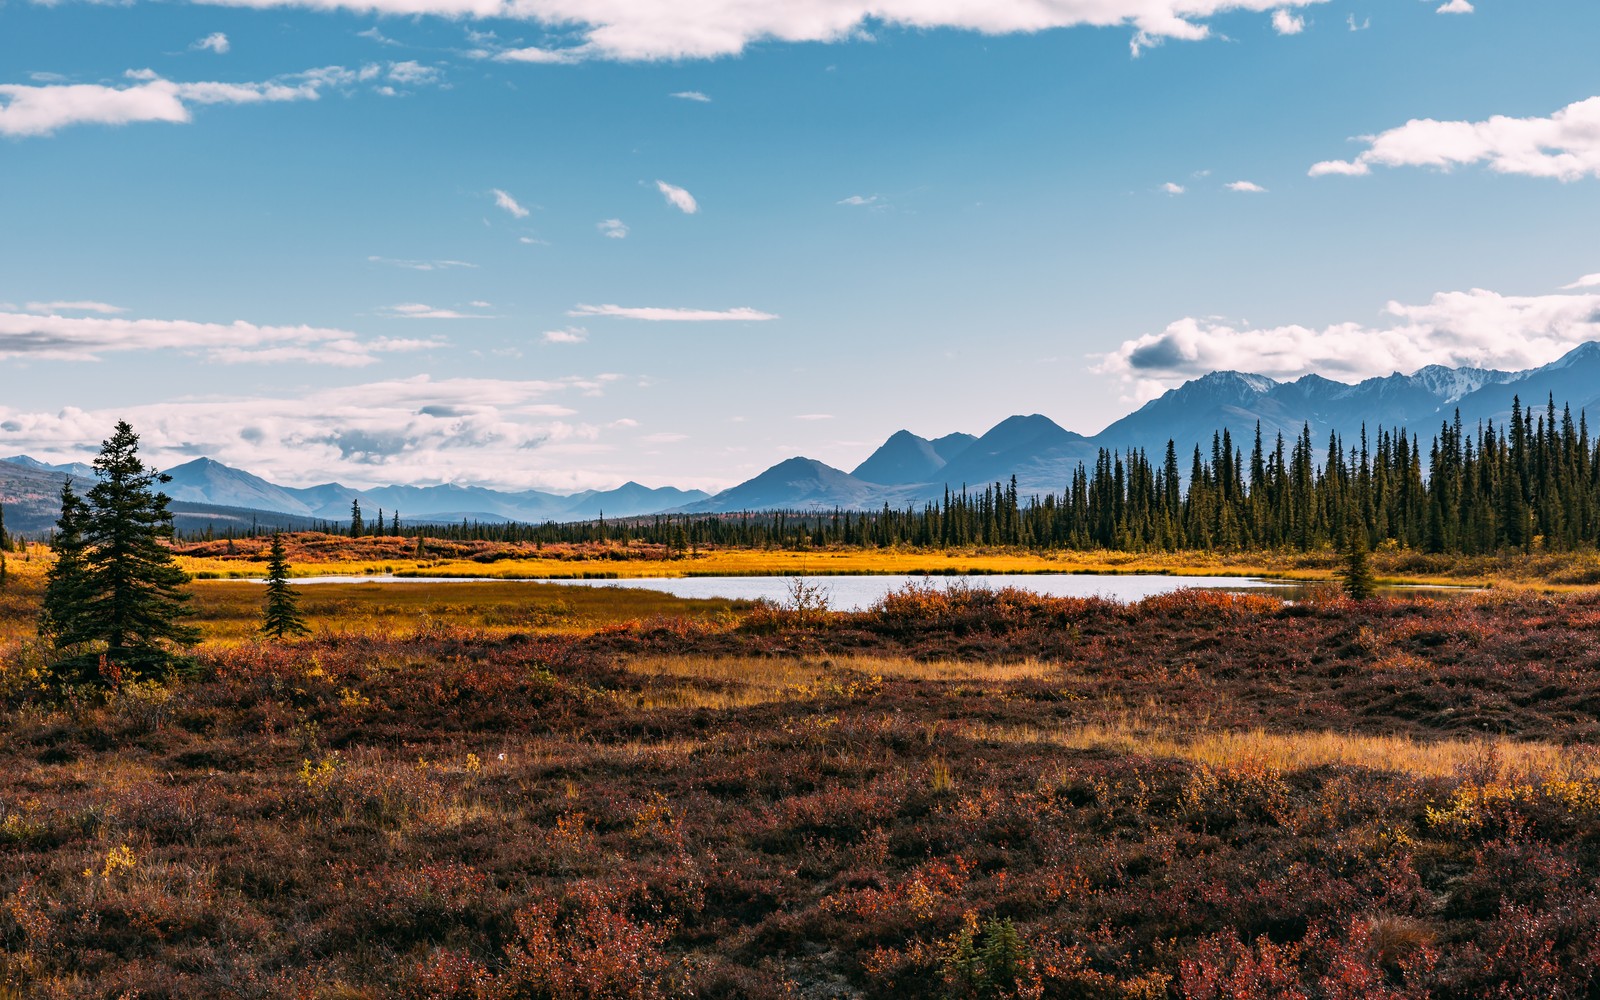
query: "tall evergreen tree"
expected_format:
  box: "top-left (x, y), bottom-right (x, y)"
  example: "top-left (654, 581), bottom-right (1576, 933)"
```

top-left (80, 421), bottom-right (201, 658)
top-left (260, 532), bottom-right (310, 640)
top-left (350, 499), bottom-right (364, 538)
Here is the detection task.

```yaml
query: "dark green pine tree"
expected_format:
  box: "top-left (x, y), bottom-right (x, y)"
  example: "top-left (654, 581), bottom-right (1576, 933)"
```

top-left (80, 421), bottom-right (201, 660)
top-left (350, 499), bottom-right (364, 538)
top-left (39, 483), bottom-right (95, 648)
top-left (1339, 512), bottom-right (1378, 601)
top-left (260, 532), bottom-right (309, 640)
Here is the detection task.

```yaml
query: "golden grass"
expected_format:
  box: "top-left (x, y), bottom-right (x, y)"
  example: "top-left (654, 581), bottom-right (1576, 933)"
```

top-left (171, 542), bottom-right (1596, 591)
top-left (178, 547), bottom-right (1241, 582)
top-left (971, 718), bottom-right (1600, 782)
top-left (616, 654), bottom-right (1065, 710)
top-left (187, 579), bottom-right (749, 643)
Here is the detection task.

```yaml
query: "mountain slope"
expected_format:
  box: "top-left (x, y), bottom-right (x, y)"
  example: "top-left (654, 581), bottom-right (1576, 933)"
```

top-left (164, 458), bottom-right (318, 516)
top-left (681, 458), bottom-right (882, 513)
top-left (852, 431), bottom-right (949, 485)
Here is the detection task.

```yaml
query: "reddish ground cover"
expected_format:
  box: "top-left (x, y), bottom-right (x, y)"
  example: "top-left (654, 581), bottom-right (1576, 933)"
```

top-left (4, 587), bottom-right (1600, 997)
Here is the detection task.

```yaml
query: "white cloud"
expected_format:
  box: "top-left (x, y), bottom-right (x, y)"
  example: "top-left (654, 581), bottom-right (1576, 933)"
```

top-left (1161, 182), bottom-right (1186, 195)
top-left (381, 302), bottom-right (494, 319)
top-left (491, 188), bottom-right (530, 218)
top-left (1271, 10), bottom-right (1305, 34)
top-left (795, 413), bottom-right (834, 421)
top-left (1310, 96), bottom-right (1600, 181)
top-left (1562, 273), bottom-right (1600, 290)
top-left (367, 255), bottom-right (477, 270)
top-left (656, 179), bottom-right (699, 214)
top-left (24, 300), bottom-right (126, 315)
top-left (0, 309), bottom-right (436, 366)
top-left (192, 32), bottom-right (231, 53)
top-left (837, 194), bottom-right (879, 206)
top-left (1227, 180), bottom-right (1267, 192)
top-left (569, 304), bottom-right (778, 322)
top-left (1095, 284), bottom-right (1600, 400)
top-left (0, 67), bottom-right (344, 137)
top-left (1436, 0), bottom-right (1473, 12)
top-left (386, 60), bottom-right (439, 85)
top-left (670, 90), bottom-right (710, 102)
top-left (0, 374), bottom-right (631, 491)
top-left (493, 46), bottom-right (584, 65)
top-left (597, 218), bottom-right (629, 239)
top-left (1347, 13), bottom-right (1370, 30)
top-left (543, 326), bottom-right (589, 344)
top-left (253, 1), bottom-right (1334, 63)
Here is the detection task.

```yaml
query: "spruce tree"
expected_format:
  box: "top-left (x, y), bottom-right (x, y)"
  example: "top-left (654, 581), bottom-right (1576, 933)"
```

top-left (38, 483), bottom-right (95, 648)
top-left (350, 499), bottom-right (364, 538)
top-left (260, 532), bottom-right (309, 639)
top-left (1339, 513), bottom-right (1377, 601)
top-left (68, 422), bottom-right (202, 673)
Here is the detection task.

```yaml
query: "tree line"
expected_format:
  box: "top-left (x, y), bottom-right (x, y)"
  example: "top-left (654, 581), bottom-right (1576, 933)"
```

top-left (387, 395), bottom-right (1599, 556)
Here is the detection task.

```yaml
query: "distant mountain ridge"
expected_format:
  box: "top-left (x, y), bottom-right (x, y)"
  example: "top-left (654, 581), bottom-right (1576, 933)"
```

top-left (7, 342), bottom-right (1600, 526)
top-left (678, 341), bottom-right (1600, 512)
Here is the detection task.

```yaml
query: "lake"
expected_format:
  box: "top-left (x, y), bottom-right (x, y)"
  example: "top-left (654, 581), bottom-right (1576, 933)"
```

top-left (269, 573), bottom-right (1475, 610)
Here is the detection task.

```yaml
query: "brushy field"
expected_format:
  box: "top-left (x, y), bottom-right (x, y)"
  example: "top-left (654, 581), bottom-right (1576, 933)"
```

top-left (169, 533), bottom-right (1600, 591)
top-left (5, 560), bottom-right (1600, 998)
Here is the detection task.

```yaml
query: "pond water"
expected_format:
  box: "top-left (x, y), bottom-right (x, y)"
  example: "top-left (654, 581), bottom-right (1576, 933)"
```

top-left (264, 573), bottom-right (1475, 610)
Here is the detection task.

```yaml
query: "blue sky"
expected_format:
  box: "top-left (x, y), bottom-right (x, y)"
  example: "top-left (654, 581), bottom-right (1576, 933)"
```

top-left (3, 0), bottom-right (1599, 492)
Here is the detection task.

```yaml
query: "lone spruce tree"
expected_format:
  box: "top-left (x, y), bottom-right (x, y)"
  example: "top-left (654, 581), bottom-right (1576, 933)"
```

top-left (38, 422), bottom-right (201, 680)
top-left (1339, 514), bottom-right (1377, 601)
top-left (260, 532), bottom-right (309, 639)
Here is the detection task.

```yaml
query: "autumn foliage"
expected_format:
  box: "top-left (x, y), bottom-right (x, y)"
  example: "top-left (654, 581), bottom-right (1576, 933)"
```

top-left (4, 584), bottom-right (1600, 996)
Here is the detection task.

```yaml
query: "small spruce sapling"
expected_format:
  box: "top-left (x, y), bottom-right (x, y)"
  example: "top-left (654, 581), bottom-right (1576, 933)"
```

top-left (1340, 515), bottom-right (1377, 601)
top-left (261, 532), bottom-right (310, 640)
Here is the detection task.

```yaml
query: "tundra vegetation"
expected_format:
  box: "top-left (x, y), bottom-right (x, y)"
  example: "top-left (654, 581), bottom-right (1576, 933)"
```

top-left (4, 543), bottom-right (1600, 996)
top-left (6, 416), bottom-right (1600, 996)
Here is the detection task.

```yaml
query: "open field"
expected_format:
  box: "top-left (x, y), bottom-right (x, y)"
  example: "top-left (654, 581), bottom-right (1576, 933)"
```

top-left (6, 566), bottom-right (1600, 996)
top-left (170, 533), bottom-right (1600, 591)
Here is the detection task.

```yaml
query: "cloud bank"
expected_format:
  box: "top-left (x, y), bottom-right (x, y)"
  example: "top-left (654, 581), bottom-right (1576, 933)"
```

top-left (1095, 285), bottom-right (1600, 400)
top-left (1311, 95), bottom-right (1600, 181)
top-left (0, 375), bottom-right (626, 491)
top-left (199, 0), bottom-right (1331, 62)
top-left (0, 63), bottom-right (436, 137)
top-left (0, 308), bottom-right (439, 366)
top-left (568, 304), bottom-right (778, 322)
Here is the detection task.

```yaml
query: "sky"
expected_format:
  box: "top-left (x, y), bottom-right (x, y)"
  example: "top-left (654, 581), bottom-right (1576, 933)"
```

top-left (2, 0), bottom-right (1599, 493)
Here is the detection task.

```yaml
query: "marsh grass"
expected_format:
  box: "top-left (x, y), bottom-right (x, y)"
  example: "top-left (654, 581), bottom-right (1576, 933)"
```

top-left (617, 654), bottom-right (1063, 710)
top-left (186, 579), bottom-right (750, 641)
top-left (171, 534), bottom-right (1600, 591)
top-left (975, 718), bottom-right (1600, 783)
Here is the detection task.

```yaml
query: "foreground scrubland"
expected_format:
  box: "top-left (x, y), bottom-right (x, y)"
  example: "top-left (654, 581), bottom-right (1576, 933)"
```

top-left (5, 556), bottom-right (1600, 997)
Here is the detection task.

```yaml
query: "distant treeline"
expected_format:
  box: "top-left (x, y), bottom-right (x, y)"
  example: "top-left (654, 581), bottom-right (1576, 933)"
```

top-left (179, 395), bottom-right (1600, 555)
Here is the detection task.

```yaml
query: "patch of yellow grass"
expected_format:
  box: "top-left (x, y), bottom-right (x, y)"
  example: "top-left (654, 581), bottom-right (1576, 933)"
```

top-left (617, 654), bottom-right (1063, 710)
top-left (176, 547), bottom-right (1319, 582)
top-left (971, 719), bottom-right (1600, 781)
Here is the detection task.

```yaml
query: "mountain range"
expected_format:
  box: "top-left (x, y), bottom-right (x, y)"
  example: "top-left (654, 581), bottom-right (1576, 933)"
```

top-left (6, 341), bottom-right (1600, 531)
